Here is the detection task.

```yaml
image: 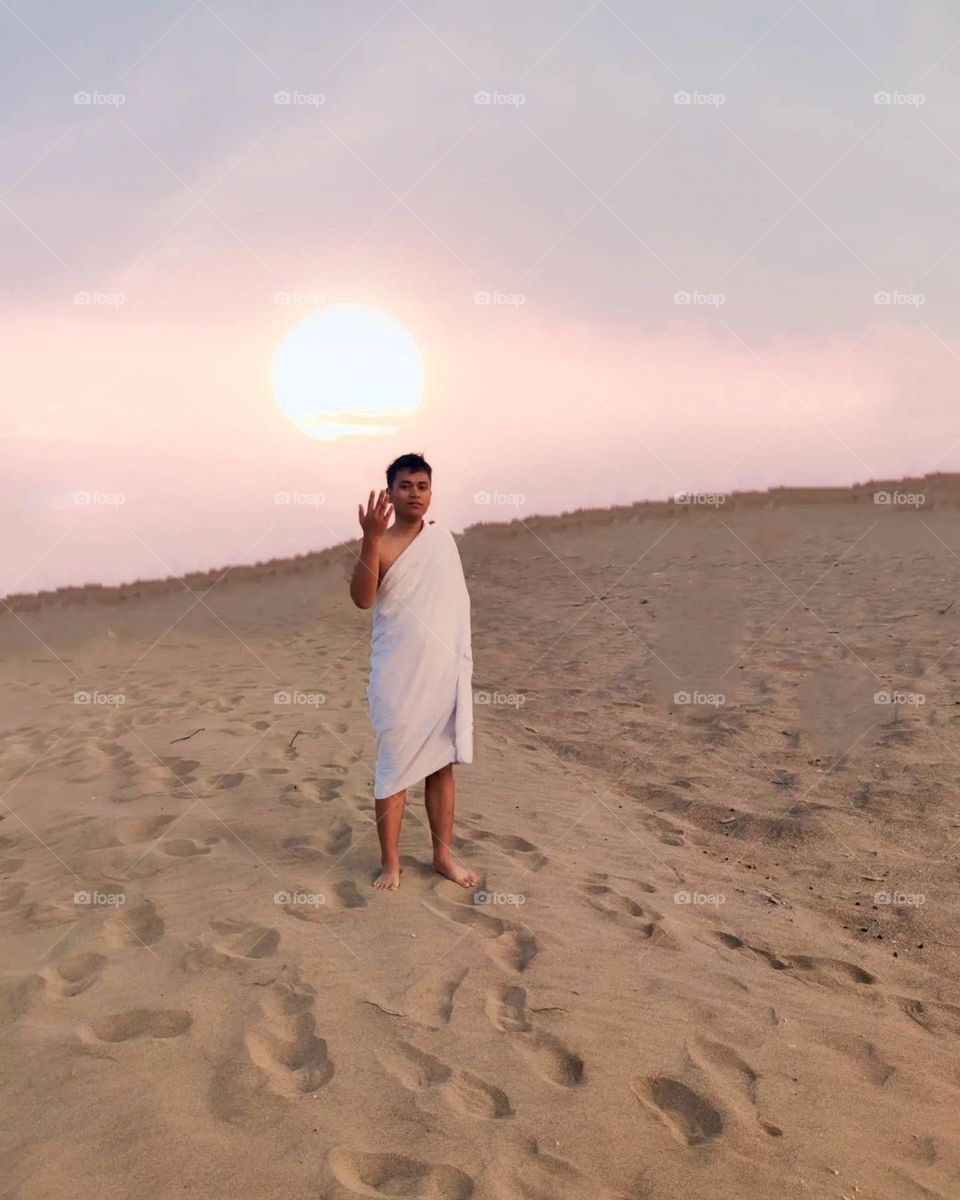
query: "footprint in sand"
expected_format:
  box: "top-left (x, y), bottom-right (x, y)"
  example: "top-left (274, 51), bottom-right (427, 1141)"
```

top-left (403, 966), bottom-right (469, 1030)
top-left (485, 985), bottom-right (532, 1033)
top-left (115, 815), bottom-right (176, 844)
top-left (686, 1036), bottom-right (783, 1138)
top-left (460, 824), bottom-right (548, 869)
top-left (378, 1040), bottom-right (451, 1089)
top-left (206, 772), bottom-right (245, 790)
top-left (276, 878), bottom-right (361, 921)
top-left (378, 1040), bottom-right (511, 1118)
top-left (0, 882), bottom-right (27, 911)
top-left (160, 838), bottom-right (211, 858)
top-left (86, 1009), bottom-right (192, 1042)
top-left (714, 931), bottom-right (875, 988)
top-left (105, 899), bottom-right (164, 948)
top-left (0, 974), bottom-right (45, 1024)
top-left (327, 1149), bottom-right (474, 1200)
top-left (504, 1134), bottom-right (618, 1200)
top-left (245, 980), bottom-right (333, 1096)
top-left (631, 1075), bottom-right (724, 1146)
top-left (423, 897), bottom-right (541, 974)
top-left (209, 918), bottom-right (279, 961)
top-left (515, 1031), bottom-right (584, 1088)
top-left (486, 927), bottom-right (541, 974)
top-left (157, 756), bottom-right (201, 787)
top-left (579, 880), bottom-right (677, 948)
top-left (23, 899), bottom-right (79, 929)
top-left (898, 997), bottom-right (960, 1038)
top-left (42, 951), bottom-right (106, 997)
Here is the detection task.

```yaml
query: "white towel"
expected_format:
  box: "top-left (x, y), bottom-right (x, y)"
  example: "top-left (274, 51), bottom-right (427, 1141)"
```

top-left (367, 520), bottom-right (474, 799)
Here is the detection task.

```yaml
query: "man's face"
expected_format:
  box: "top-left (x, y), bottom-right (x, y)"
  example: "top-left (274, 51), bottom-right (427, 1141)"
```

top-left (389, 469), bottom-right (431, 519)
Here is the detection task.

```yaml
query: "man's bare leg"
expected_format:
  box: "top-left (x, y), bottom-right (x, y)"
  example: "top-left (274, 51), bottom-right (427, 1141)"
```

top-left (425, 763), bottom-right (477, 889)
top-left (373, 789), bottom-right (405, 889)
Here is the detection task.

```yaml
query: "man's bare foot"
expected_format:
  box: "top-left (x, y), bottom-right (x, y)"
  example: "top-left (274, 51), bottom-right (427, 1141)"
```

top-left (373, 862), bottom-right (402, 890)
top-left (433, 857), bottom-right (477, 889)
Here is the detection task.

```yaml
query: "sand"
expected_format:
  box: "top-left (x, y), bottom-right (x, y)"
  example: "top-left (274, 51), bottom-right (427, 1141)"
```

top-left (1, 480), bottom-right (959, 1200)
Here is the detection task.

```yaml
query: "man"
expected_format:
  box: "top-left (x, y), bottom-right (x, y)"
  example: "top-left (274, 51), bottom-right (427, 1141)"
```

top-left (350, 452), bottom-right (477, 892)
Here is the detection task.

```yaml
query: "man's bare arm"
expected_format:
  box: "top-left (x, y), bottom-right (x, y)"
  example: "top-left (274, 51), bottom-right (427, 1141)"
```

top-left (350, 490), bottom-right (392, 609)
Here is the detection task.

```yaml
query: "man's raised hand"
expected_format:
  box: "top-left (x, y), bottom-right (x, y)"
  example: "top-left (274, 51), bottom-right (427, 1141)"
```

top-left (358, 489), bottom-right (393, 541)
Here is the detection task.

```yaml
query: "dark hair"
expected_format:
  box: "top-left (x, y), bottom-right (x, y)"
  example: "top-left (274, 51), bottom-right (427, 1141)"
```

top-left (386, 452), bottom-right (432, 489)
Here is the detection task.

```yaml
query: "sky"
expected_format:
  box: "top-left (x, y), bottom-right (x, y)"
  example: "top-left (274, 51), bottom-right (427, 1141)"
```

top-left (3, 0), bottom-right (959, 594)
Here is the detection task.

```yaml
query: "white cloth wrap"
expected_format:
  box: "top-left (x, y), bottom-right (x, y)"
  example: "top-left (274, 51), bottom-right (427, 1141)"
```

top-left (367, 521), bottom-right (474, 799)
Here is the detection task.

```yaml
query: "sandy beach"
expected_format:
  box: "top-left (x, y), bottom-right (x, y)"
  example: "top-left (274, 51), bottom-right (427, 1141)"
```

top-left (2, 479), bottom-right (959, 1200)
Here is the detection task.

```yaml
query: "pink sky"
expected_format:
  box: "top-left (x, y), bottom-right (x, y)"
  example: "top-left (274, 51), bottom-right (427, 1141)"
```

top-left (3, 277), bottom-right (953, 596)
top-left (3, 1), bottom-right (958, 595)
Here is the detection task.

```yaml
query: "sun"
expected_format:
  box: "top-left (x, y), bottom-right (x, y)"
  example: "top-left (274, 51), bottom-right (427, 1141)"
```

top-left (272, 303), bottom-right (424, 441)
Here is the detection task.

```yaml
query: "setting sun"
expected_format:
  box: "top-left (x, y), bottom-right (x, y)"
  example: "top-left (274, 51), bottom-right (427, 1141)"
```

top-left (272, 303), bottom-right (424, 441)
